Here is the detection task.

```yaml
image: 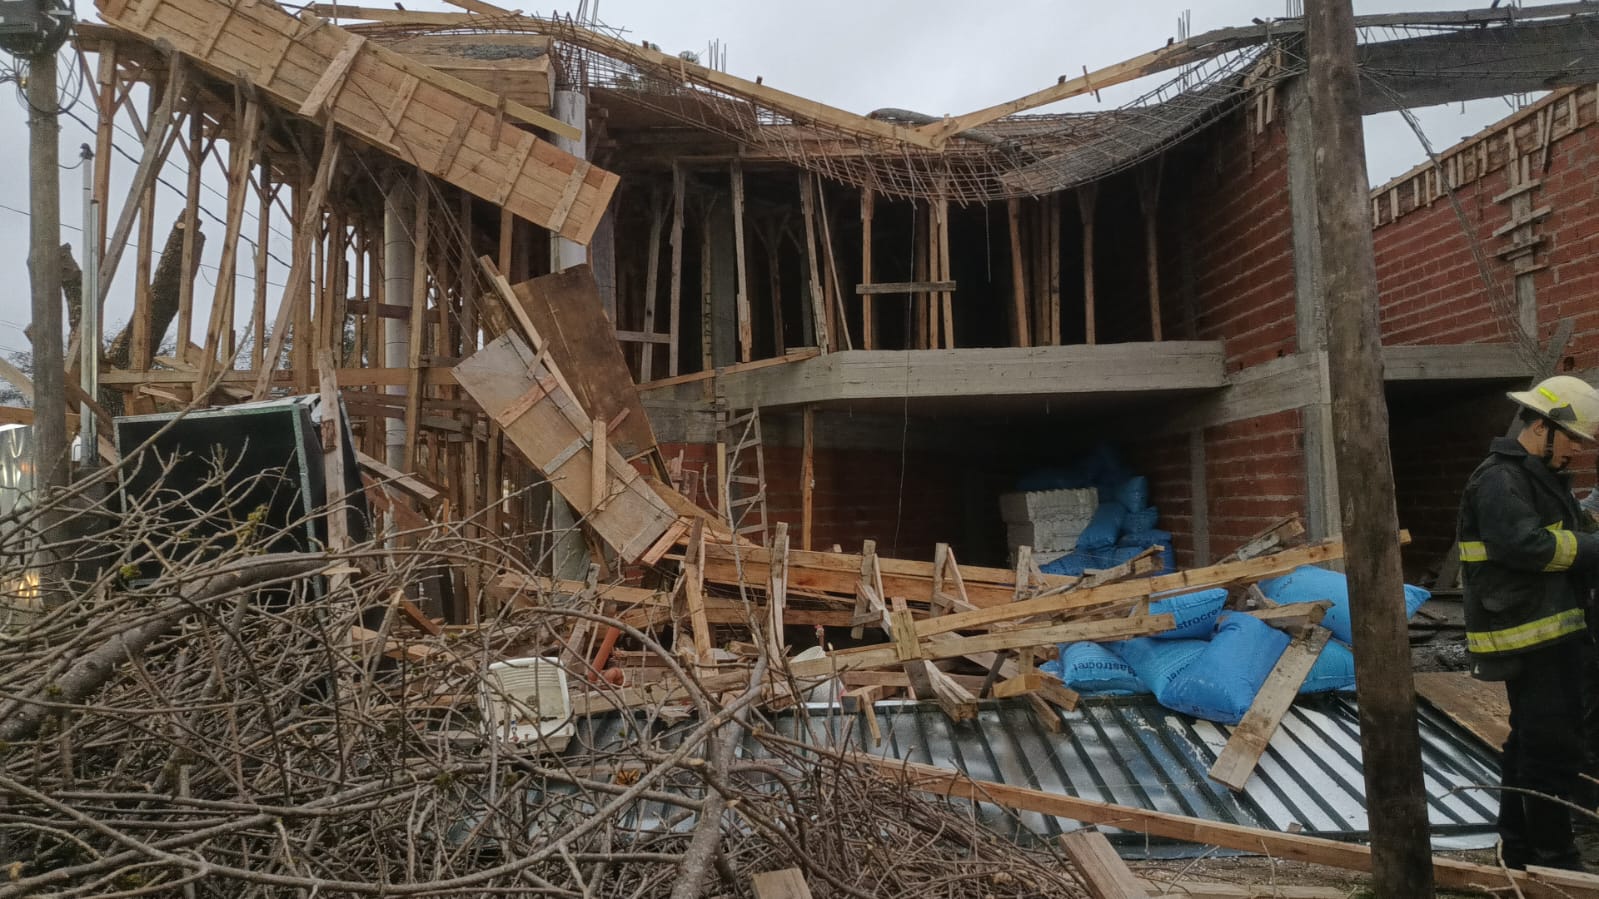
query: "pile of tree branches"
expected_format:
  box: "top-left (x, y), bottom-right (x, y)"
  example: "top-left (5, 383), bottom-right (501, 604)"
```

top-left (0, 448), bottom-right (1088, 898)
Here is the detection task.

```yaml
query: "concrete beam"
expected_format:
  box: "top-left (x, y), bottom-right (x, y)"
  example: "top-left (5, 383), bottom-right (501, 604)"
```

top-left (651, 343), bottom-right (1227, 410)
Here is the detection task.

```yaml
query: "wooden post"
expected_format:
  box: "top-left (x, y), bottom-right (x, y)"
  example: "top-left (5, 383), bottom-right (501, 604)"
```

top-left (1306, 1), bottom-right (1434, 893)
top-left (799, 174), bottom-right (829, 352)
top-left (402, 171), bottom-right (431, 470)
top-left (1078, 185), bottom-right (1098, 345)
top-left (816, 181), bottom-right (852, 351)
top-left (640, 188), bottom-right (666, 379)
top-left (196, 99), bottom-right (260, 398)
top-left (801, 405), bottom-right (815, 552)
top-left (731, 161), bottom-right (753, 362)
top-left (1047, 194), bottom-right (1061, 346)
top-left (175, 100), bottom-right (202, 365)
top-left (1139, 158), bottom-right (1165, 342)
top-left (252, 146), bottom-right (270, 372)
top-left (936, 197), bottom-right (954, 349)
top-left (668, 163), bottom-right (685, 375)
top-left (131, 80), bottom-right (159, 373)
top-left (1007, 198), bottom-right (1029, 348)
top-left (860, 189), bottom-right (874, 349)
top-left (767, 521), bottom-right (789, 663)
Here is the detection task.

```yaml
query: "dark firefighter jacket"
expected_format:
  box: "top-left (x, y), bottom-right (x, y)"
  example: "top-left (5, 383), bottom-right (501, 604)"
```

top-left (1459, 436), bottom-right (1599, 660)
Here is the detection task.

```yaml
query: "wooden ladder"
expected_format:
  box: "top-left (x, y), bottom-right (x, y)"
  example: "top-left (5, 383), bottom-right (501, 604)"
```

top-left (717, 406), bottom-right (768, 543)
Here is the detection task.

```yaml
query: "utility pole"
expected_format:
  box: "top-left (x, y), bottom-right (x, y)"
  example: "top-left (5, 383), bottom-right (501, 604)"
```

top-left (1305, 1), bottom-right (1435, 893)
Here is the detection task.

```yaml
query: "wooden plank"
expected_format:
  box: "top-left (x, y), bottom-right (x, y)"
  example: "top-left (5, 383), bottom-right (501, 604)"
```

top-left (750, 868), bottom-right (813, 899)
top-left (788, 613), bottom-right (1175, 680)
top-left (1133, 880), bottom-right (1346, 898)
top-left (855, 280), bottom-right (958, 296)
top-left (297, 30), bottom-right (365, 116)
top-left (635, 349), bottom-right (820, 391)
top-left (1058, 830), bottom-right (1150, 899)
top-left (1079, 185), bottom-right (1098, 345)
top-left (766, 521), bottom-right (789, 661)
top-left (858, 758), bottom-right (1599, 897)
top-left (859, 189), bottom-right (874, 349)
top-left (800, 406), bottom-right (815, 552)
top-left (454, 330), bottom-right (679, 562)
top-left (681, 520), bottom-right (714, 673)
top-left (1414, 671), bottom-right (1509, 750)
top-left (401, 172), bottom-right (431, 470)
top-left (589, 417), bottom-right (608, 512)
top-left (99, 0), bottom-right (615, 244)
top-left (1209, 626), bottom-right (1332, 791)
top-left (639, 191), bottom-right (666, 379)
top-left (731, 161), bottom-right (753, 363)
top-left (799, 174), bottom-right (829, 352)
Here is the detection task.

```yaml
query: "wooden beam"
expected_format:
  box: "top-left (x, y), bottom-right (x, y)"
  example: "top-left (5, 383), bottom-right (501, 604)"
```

top-left (195, 97), bottom-right (260, 399)
top-left (800, 405), bottom-right (815, 552)
top-left (402, 172), bottom-right (431, 470)
top-left (1140, 157), bottom-right (1164, 342)
top-left (766, 521), bottom-right (789, 662)
top-left (1208, 626), bottom-right (1332, 791)
top-left (860, 189), bottom-right (874, 349)
top-left (1007, 198), bottom-right (1029, 348)
top-left (639, 190), bottom-right (666, 380)
top-left (253, 123), bottom-right (340, 399)
top-left (860, 758), bottom-right (1599, 897)
top-left (1079, 185), bottom-right (1098, 346)
top-left (667, 163), bottom-right (685, 376)
top-left (96, 64), bottom-right (183, 313)
top-left (799, 174), bottom-right (829, 352)
top-left (1058, 830), bottom-right (1150, 899)
top-left (681, 519), bottom-right (714, 674)
top-left (731, 161), bottom-right (753, 363)
top-left (855, 280), bottom-right (959, 296)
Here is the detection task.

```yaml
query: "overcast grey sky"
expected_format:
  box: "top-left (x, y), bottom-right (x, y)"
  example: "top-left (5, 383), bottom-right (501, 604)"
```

top-left (0, 0), bottom-right (1539, 368)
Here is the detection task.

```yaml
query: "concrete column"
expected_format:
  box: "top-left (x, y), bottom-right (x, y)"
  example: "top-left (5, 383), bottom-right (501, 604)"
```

top-left (548, 87), bottom-right (590, 580)
top-left (1284, 75), bottom-right (1342, 542)
top-left (382, 175), bottom-right (414, 472)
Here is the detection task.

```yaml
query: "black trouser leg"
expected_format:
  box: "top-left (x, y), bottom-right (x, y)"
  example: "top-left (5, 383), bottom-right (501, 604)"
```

top-left (1501, 639), bottom-right (1585, 870)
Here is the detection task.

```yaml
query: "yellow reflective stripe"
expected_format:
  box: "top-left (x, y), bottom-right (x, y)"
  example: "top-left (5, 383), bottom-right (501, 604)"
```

top-left (1544, 523), bottom-right (1578, 572)
top-left (1458, 541), bottom-right (1487, 563)
top-left (1467, 608), bottom-right (1586, 654)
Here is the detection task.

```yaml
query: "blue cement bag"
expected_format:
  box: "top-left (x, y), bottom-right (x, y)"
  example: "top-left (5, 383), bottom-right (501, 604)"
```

top-left (1116, 476), bottom-right (1151, 514)
top-left (1114, 637), bottom-right (1210, 698)
top-left (1047, 642), bottom-right (1149, 696)
top-left (1158, 612), bottom-right (1291, 725)
top-left (1076, 501), bottom-right (1127, 550)
top-left (1300, 637), bottom-right (1356, 694)
top-left (1258, 565), bottom-right (1431, 644)
top-left (1124, 506), bottom-right (1160, 534)
top-left (1147, 587), bottom-right (1228, 640)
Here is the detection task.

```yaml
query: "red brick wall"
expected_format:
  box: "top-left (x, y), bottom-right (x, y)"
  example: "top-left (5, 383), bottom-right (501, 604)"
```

top-left (1121, 439), bottom-right (1196, 569)
top-left (1373, 86), bottom-right (1599, 361)
top-left (1176, 105), bottom-right (1299, 370)
top-left (1203, 410), bottom-right (1307, 555)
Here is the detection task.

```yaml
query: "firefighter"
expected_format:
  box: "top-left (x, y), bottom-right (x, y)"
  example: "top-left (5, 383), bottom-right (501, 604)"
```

top-left (1460, 374), bottom-right (1599, 871)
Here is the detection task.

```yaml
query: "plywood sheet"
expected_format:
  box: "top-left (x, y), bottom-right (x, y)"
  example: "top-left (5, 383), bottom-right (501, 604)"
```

top-left (454, 331), bottom-right (677, 562)
top-left (509, 265), bottom-right (658, 460)
top-left (98, 0), bottom-right (616, 244)
top-left (1414, 670), bottom-right (1508, 751)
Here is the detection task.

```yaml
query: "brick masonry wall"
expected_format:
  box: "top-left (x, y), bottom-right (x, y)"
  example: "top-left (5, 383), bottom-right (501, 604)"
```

top-left (1203, 410), bottom-right (1306, 557)
top-left (1174, 104), bottom-right (1300, 370)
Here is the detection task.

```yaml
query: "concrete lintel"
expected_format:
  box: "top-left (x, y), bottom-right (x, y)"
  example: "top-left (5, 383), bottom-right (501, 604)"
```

top-left (654, 343), bottom-right (1228, 410)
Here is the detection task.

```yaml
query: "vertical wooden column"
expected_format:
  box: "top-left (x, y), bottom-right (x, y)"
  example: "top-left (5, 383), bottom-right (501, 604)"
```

top-left (640, 188), bottom-right (665, 379)
top-left (1031, 199), bottom-right (1047, 345)
top-left (1078, 185), bottom-right (1098, 345)
top-left (366, 219), bottom-right (385, 369)
top-left (1047, 194), bottom-right (1061, 346)
top-left (801, 405), bottom-right (815, 552)
top-left (196, 98), bottom-right (260, 396)
top-left (731, 161), bottom-right (753, 362)
top-left (174, 104), bottom-right (201, 362)
top-left (252, 147), bottom-right (270, 372)
top-left (402, 172), bottom-right (431, 470)
top-left (1306, 1), bottom-right (1433, 890)
top-left (667, 163), bottom-right (686, 375)
top-left (1007, 198), bottom-right (1029, 347)
top-left (799, 173), bottom-right (829, 352)
top-left (1139, 158), bottom-right (1164, 341)
top-left (860, 189), bottom-right (875, 349)
top-left (914, 203), bottom-right (929, 349)
top-left (763, 221), bottom-right (785, 356)
top-left (92, 48), bottom-right (116, 268)
top-left (698, 204), bottom-right (715, 374)
top-left (291, 177), bottom-right (315, 393)
top-left (130, 77), bottom-right (162, 370)
top-left (936, 196), bottom-right (954, 349)
top-left (816, 182), bottom-right (851, 350)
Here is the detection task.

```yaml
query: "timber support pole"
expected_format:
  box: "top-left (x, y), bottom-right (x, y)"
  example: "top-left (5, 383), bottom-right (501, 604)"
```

top-left (27, 44), bottom-right (68, 597)
top-left (1306, 0), bottom-right (1434, 893)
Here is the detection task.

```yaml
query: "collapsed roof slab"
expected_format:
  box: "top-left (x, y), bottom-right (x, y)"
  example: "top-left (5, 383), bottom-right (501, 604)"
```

top-left (97, 0), bottom-right (618, 245)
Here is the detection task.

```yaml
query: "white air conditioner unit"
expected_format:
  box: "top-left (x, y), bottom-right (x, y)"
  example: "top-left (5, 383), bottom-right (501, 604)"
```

top-left (480, 657), bottom-right (574, 754)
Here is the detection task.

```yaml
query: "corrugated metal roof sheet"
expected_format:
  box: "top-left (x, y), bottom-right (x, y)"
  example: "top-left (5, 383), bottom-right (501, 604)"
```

top-left (565, 694), bottom-right (1498, 858)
